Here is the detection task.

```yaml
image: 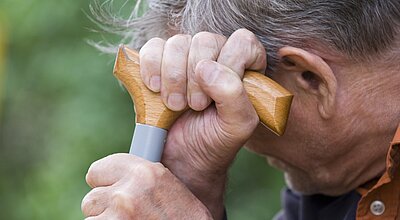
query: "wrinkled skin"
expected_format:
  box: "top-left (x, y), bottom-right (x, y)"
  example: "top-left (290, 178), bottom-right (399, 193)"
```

top-left (81, 154), bottom-right (213, 220)
top-left (83, 29), bottom-right (266, 220)
top-left (82, 28), bottom-right (400, 219)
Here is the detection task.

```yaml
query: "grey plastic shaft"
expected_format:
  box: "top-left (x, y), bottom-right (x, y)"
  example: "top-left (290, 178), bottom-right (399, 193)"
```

top-left (129, 123), bottom-right (167, 162)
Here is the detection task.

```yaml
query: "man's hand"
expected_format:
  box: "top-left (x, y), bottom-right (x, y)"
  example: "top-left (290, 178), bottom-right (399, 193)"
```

top-left (82, 29), bottom-right (266, 220)
top-left (81, 154), bottom-right (213, 219)
top-left (140, 29), bottom-right (266, 219)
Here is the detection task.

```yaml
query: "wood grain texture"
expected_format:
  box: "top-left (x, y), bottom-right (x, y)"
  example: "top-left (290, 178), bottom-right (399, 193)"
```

top-left (113, 45), bottom-right (293, 135)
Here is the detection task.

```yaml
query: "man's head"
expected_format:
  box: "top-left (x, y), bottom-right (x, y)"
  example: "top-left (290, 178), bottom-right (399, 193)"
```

top-left (93, 0), bottom-right (400, 195)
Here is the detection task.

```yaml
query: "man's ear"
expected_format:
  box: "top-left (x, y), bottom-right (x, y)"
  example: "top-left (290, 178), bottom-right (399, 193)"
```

top-left (278, 46), bottom-right (337, 119)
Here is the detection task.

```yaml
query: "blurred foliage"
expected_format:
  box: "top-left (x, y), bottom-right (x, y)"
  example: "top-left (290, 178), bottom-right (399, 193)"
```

top-left (0, 11), bottom-right (5, 114)
top-left (0, 0), bottom-right (284, 219)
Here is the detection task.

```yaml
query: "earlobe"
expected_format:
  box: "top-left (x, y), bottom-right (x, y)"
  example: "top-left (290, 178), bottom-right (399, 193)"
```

top-left (278, 46), bottom-right (337, 119)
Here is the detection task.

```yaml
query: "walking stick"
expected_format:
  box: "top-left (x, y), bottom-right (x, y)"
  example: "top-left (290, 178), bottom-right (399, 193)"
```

top-left (113, 45), bottom-right (293, 162)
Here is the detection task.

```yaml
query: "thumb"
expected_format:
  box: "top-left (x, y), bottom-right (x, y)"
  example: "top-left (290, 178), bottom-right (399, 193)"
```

top-left (195, 60), bottom-right (259, 145)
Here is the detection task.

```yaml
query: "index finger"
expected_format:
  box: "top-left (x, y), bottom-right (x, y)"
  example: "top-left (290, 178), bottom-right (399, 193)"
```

top-left (217, 29), bottom-right (267, 78)
top-left (85, 153), bottom-right (136, 188)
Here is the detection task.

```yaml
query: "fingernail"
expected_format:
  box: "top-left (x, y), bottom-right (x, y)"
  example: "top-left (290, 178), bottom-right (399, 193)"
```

top-left (190, 93), bottom-right (208, 110)
top-left (167, 93), bottom-right (186, 111)
top-left (149, 76), bottom-right (161, 92)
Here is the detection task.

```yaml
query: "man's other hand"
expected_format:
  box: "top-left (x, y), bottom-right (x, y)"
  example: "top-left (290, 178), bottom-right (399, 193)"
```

top-left (82, 153), bottom-right (213, 220)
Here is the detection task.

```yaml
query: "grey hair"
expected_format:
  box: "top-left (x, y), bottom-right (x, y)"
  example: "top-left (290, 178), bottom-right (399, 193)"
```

top-left (90, 0), bottom-right (400, 69)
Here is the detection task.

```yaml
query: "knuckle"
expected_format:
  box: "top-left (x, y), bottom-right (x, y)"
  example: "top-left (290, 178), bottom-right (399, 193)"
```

top-left (236, 28), bottom-right (256, 39)
top-left (142, 37), bottom-right (165, 50)
top-left (234, 28), bottom-right (260, 46)
top-left (192, 31), bottom-right (212, 40)
top-left (85, 161), bottom-right (99, 186)
top-left (151, 162), bottom-right (168, 176)
top-left (81, 188), bottom-right (100, 214)
top-left (230, 29), bottom-right (266, 70)
top-left (133, 162), bottom-right (158, 179)
top-left (131, 162), bottom-right (166, 184)
top-left (133, 162), bottom-right (152, 174)
top-left (106, 153), bottom-right (129, 161)
top-left (192, 32), bottom-right (225, 51)
top-left (147, 37), bottom-right (165, 45)
top-left (111, 190), bottom-right (134, 207)
top-left (164, 69), bottom-right (186, 84)
top-left (164, 35), bottom-right (191, 57)
top-left (81, 195), bottom-right (91, 213)
top-left (169, 34), bottom-right (191, 41)
top-left (109, 190), bottom-right (139, 219)
top-left (166, 34), bottom-right (191, 51)
top-left (228, 82), bottom-right (245, 99)
top-left (192, 32), bottom-right (214, 45)
top-left (252, 41), bottom-right (266, 59)
top-left (236, 28), bottom-right (251, 34)
top-left (256, 48), bottom-right (267, 61)
top-left (85, 154), bottom-right (127, 187)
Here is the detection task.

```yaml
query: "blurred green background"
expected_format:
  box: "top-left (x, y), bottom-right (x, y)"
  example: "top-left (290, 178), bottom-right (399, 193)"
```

top-left (0, 0), bottom-right (284, 219)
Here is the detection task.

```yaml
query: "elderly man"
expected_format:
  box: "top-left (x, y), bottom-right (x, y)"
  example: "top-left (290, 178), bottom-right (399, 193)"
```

top-left (82, 0), bottom-right (400, 219)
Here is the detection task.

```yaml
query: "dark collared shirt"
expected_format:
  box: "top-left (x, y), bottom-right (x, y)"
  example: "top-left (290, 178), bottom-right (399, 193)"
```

top-left (275, 188), bottom-right (360, 220)
top-left (274, 124), bottom-right (400, 220)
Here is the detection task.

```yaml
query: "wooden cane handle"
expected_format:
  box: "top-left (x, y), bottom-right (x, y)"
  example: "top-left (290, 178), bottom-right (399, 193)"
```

top-left (113, 45), bottom-right (293, 136)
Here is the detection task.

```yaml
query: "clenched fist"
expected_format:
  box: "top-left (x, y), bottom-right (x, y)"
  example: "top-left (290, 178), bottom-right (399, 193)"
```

top-left (82, 154), bottom-right (213, 219)
top-left (83, 29), bottom-right (267, 220)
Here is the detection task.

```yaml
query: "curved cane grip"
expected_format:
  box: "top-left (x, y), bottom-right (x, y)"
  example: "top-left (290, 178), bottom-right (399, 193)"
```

top-left (113, 45), bottom-right (293, 136)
